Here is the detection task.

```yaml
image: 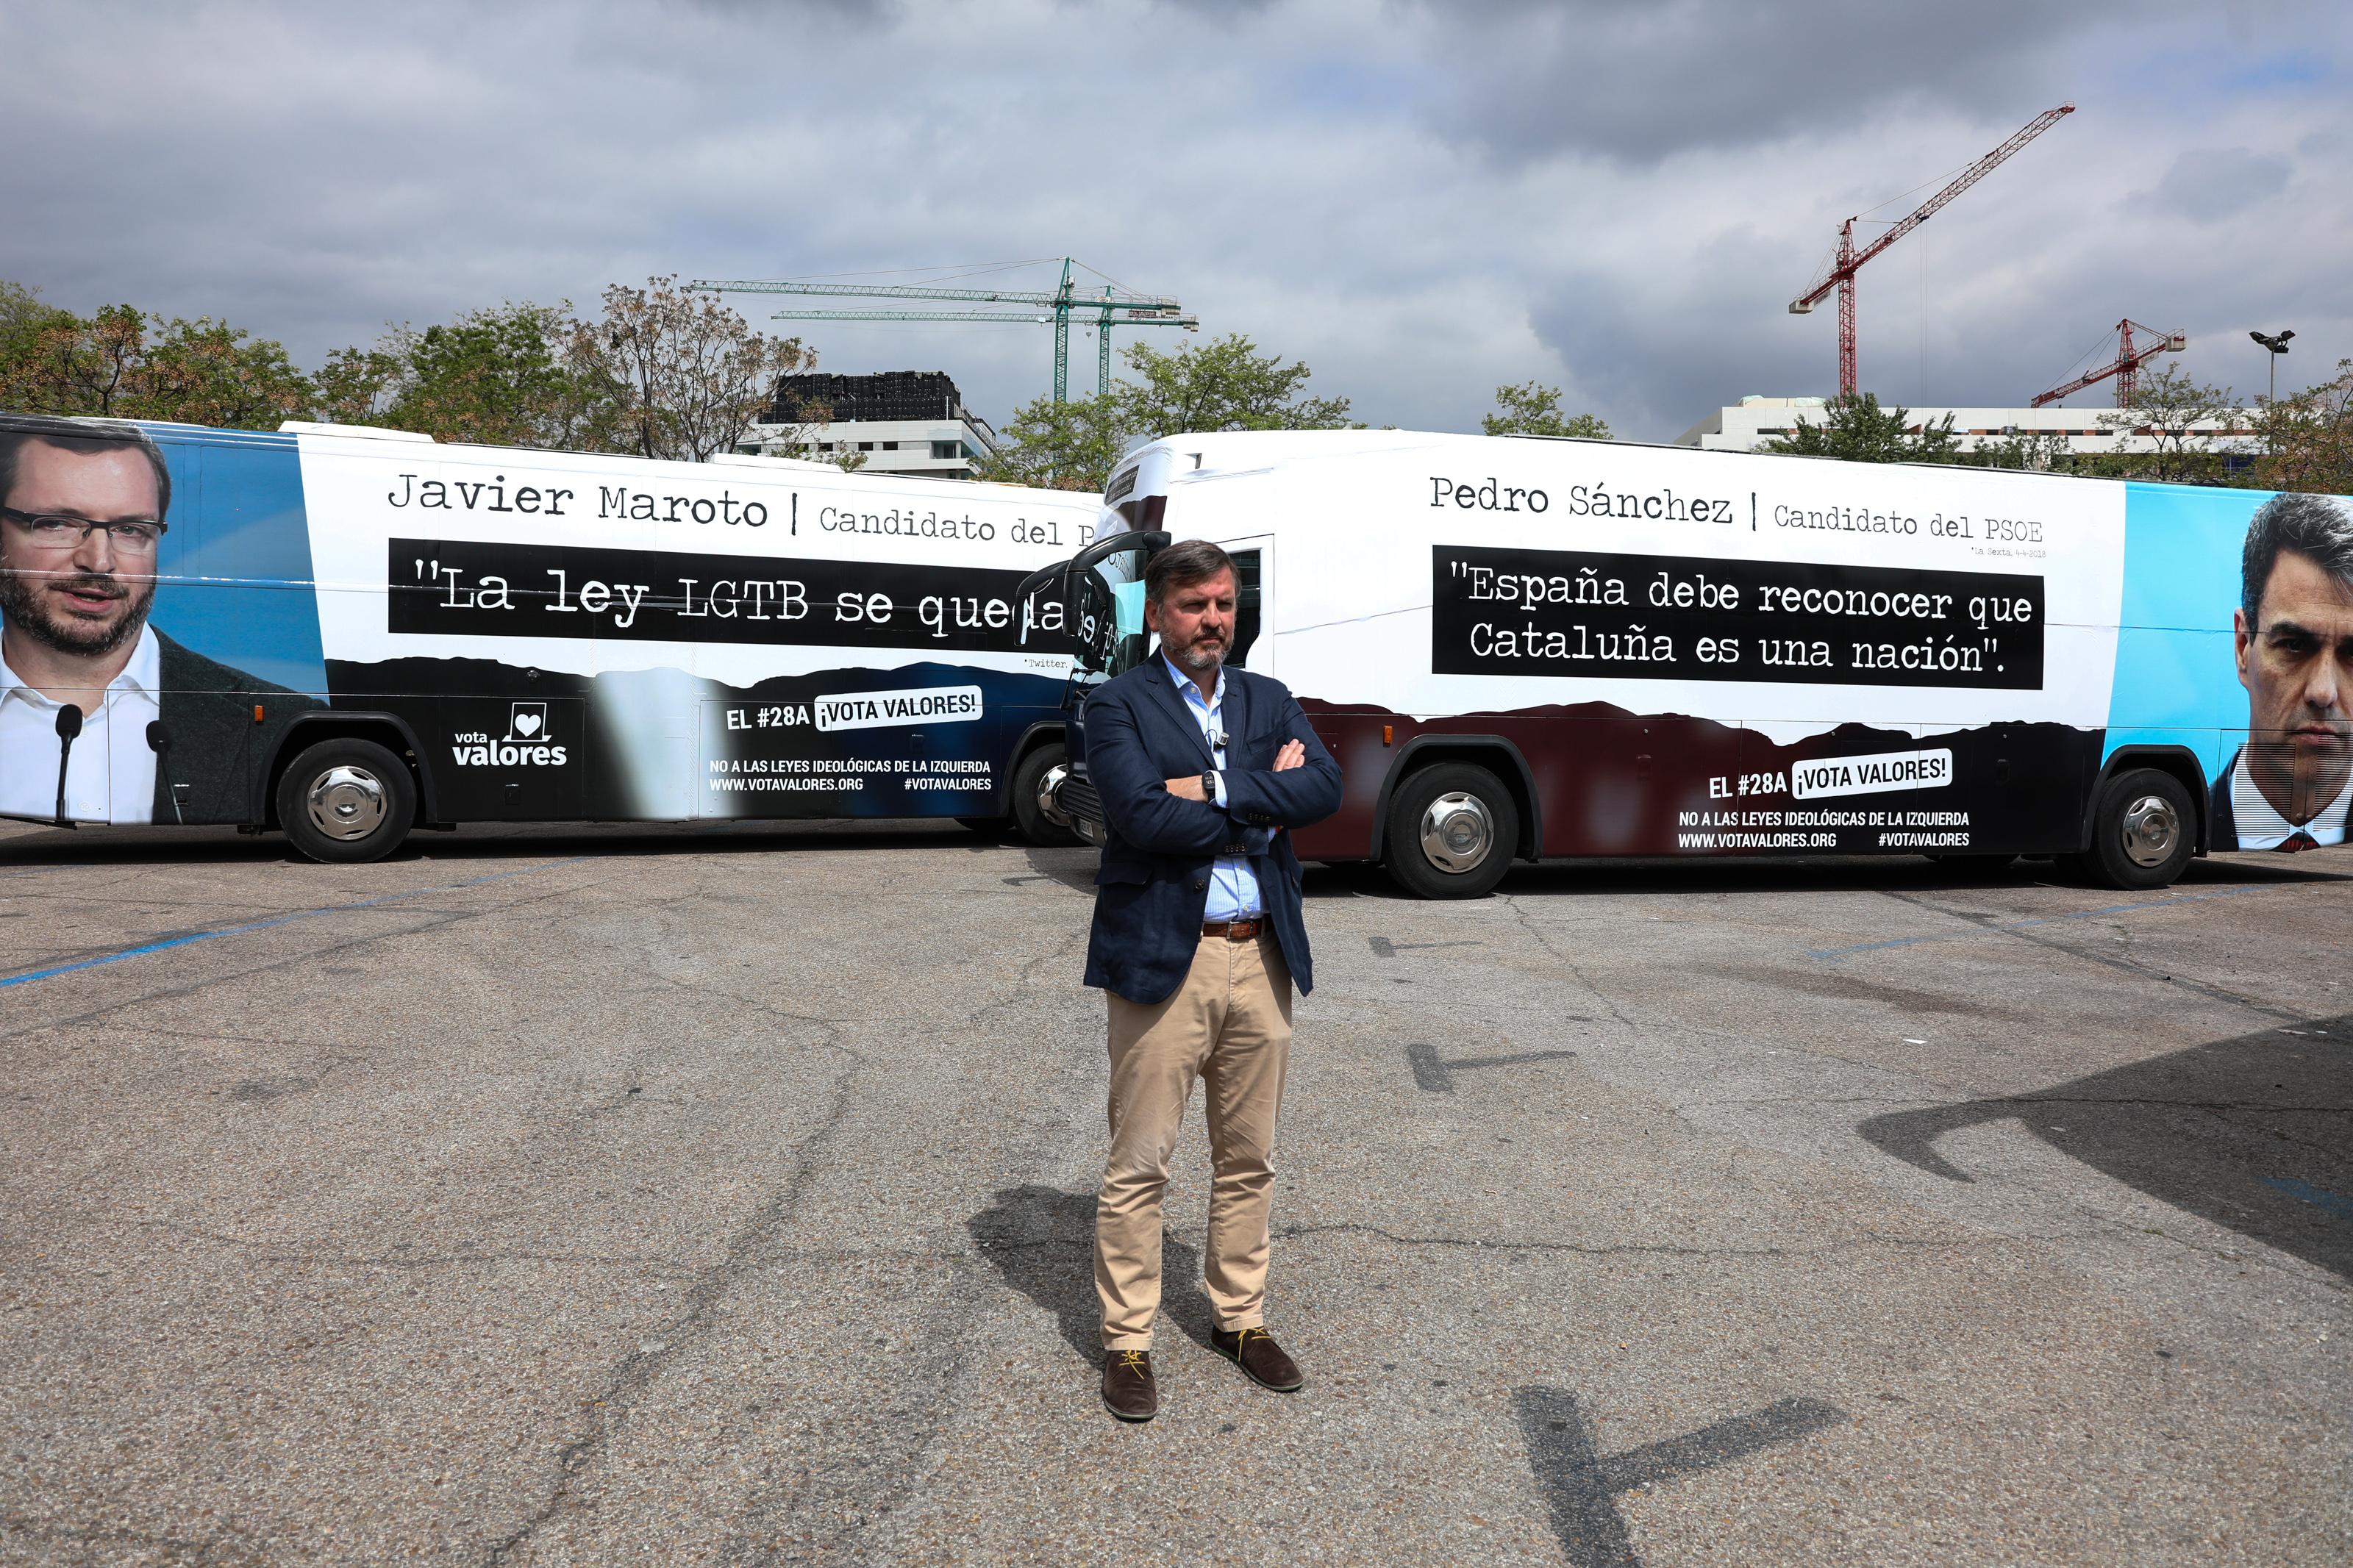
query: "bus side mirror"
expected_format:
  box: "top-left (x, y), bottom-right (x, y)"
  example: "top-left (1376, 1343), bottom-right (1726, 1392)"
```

top-left (1015, 557), bottom-right (1075, 647)
top-left (1063, 529), bottom-right (1169, 623)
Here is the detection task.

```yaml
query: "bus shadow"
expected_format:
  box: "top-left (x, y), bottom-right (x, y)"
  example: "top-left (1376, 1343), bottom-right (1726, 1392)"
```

top-left (1018, 844), bottom-right (1099, 894)
top-left (1860, 1013), bottom-right (2353, 1281)
top-left (1340, 852), bottom-right (2353, 902)
top-left (0, 817), bottom-right (996, 868)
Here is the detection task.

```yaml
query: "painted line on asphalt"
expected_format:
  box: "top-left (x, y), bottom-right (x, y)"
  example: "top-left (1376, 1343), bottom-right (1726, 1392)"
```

top-left (0, 857), bottom-right (595, 989)
top-left (1807, 886), bottom-right (2269, 960)
top-left (2264, 1175), bottom-right (2353, 1219)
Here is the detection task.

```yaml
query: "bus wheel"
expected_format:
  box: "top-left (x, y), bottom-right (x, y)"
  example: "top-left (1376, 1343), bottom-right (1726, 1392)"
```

top-left (1010, 741), bottom-right (1080, 847)
top-left (2082, 767), bottom-right (2194, 891)
top-left (276, 738), bottom-right (416, 864)
top-left (1382, 763), bottom-right (1519, 900)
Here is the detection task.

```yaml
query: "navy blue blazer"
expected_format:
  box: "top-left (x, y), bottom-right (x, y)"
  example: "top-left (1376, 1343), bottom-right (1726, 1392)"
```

top-left (2209, 747), bottom-right (2241, 852)
top-left (1081, 658), bottom-right (1343, 1004)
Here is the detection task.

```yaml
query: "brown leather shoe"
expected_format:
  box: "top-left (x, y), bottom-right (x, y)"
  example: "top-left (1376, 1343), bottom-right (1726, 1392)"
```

top-left (1101, 1348), bottom-right (1158, 1422)
top-left (1212, 1326), bottom-right (1304, 1392)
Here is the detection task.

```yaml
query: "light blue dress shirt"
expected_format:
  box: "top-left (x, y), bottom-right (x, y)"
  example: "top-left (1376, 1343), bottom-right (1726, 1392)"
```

top-left (1162, 654), bottom-right (1263, 920)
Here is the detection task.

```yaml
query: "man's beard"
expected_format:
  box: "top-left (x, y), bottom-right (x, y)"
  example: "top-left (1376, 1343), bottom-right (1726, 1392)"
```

top-left (1167, 629), bottom-right (1224, 675)
top-left (0, 568), bottom-right (156, 659)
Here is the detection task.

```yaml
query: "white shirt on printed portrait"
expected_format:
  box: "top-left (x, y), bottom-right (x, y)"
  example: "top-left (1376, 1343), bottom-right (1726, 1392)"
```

top-left (0, 623), bottom-right (159, 825)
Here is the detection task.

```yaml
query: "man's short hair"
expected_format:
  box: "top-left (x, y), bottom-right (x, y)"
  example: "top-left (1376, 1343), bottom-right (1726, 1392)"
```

top-left (2242, 491), bottom-right (2353, 626)
top-left (0, 413), bottom-right (173, 520)
top-left (1145, 537), bottom-right (1235, 605)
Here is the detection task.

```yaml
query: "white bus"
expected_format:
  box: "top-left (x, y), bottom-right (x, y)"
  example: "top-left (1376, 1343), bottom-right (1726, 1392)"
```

top-left (1045, 430), bottom-right (2353, 895)
top-left (0, 412), bottom-right (1096, 859)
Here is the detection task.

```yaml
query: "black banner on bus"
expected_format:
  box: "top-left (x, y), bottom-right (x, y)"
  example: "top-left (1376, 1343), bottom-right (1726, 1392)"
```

top-left (387, 538), bottom-right (1069, 654)
top-left (1431, 545), bottom-right (2043, 690)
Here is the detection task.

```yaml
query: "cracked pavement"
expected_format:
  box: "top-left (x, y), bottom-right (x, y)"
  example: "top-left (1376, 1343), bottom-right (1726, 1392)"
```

top-left (1, 818), bottom-right (2348, 1565)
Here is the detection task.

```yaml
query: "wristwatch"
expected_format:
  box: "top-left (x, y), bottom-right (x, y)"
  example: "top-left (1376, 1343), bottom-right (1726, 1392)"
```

top-left (1201, 769), bottom-right (1218, 802)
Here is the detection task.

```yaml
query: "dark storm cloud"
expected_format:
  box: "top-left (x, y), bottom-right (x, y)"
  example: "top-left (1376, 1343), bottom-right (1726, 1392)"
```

top-left (1398, 0), bottom-right (2115, 163)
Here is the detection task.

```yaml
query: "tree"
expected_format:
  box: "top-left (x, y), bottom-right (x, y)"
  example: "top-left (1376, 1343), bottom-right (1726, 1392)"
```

top-left (1, 302), bottom-right (150, 417)
top-left (1482, 381), bottom-right (1610, 440)
top-left (975, 393), bottom-right (1135, 490)
top-left (978, 332), bottom-right (1354, 492)
top-left (2095, 364), bottom-right (2237, 484)
top-left (1762, 393), bottom-right (1962, 464)
top-left (1113, 332), bottom-right (1353, 436)
top-left (0, 280), bottom-right (73, 376)
top-left (2244, 359), bottom-right (2353, 496)
top-left (391, 304), bottom-right (610, 448)
top-left (317, 303), bottom-right (623, 448)
top-left (1950, 429), bottom-right (2072, 473)
top-left (563, 276), bottom-right (813, 463)
top-left (0, 294), bottom-right (310, 429)
top-left (136, 316), bottom-right (313, 429)
top-left (312, 343), bottom-right (407, 426)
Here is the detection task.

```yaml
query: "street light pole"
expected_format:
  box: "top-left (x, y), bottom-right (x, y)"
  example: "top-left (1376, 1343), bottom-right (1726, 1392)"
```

top-left (2250, 329), bottom-right (2295, 405)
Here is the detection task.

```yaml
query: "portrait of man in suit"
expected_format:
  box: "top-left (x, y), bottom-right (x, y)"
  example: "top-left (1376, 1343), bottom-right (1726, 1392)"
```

top-left (1077, 536), bottom-right (1343, 1422)
top-left (0, 414), bottom-right (311, 826)
top-left (2210, 491), bottom-right (2353, 852)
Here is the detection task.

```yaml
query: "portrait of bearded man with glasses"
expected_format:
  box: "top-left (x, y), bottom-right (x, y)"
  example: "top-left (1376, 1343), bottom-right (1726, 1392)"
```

top-left (0, 414), bottom-right (312, 826)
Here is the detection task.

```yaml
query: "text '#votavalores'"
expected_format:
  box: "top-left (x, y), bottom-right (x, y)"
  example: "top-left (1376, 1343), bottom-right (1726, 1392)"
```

top-left (1431, 545), bottom-right (2043, 690)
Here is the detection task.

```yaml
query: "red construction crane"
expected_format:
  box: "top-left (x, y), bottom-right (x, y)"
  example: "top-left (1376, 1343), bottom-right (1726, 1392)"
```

top-left (1790, 103), bottom-right (2074, 399)
top-left (2030, 318), bottom-right (2187, 407)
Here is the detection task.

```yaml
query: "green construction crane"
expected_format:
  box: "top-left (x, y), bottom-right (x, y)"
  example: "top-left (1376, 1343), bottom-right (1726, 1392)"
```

top-left (689, 259), bottom-right (1197, 402)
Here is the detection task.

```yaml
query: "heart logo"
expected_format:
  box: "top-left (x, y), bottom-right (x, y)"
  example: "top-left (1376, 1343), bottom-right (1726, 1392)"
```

top-left (513, 713), bottom-right (542, 737)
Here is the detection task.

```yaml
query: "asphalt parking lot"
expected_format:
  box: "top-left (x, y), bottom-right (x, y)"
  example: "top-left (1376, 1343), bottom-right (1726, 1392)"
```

top-left (2, 817), bottom-right (2347, 1567)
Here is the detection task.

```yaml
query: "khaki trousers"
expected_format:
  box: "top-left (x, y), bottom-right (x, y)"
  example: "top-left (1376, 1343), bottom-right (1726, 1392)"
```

top-left (1095, 931), bottom-right (1293, 1351)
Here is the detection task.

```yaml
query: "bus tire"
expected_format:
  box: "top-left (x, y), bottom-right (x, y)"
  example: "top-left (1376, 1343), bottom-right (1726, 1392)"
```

top-left (2082, 767), bottom-right (2194, 891)
top-left (1382, 762), bottom-right (1519, 900)
top-left (1010, 741), bottom-right (1080, 847)
top-left (276, 737), bottom-right (416, 864)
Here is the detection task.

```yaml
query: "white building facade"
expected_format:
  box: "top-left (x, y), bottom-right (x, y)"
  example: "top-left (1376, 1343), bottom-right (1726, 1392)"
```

top-left (1674, 395), bottom-right (2257, 457)
top-left (738, 371), bottom-right (1000, 480)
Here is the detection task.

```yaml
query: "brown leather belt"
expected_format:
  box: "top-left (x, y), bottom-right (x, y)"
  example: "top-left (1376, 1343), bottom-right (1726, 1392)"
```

top-left (1202, 919), bottom-right (1265, 941)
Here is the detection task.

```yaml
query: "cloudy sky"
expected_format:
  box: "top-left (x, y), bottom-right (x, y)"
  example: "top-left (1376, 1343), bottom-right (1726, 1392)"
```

top-left (6, 1), bottom-right (2345, 442)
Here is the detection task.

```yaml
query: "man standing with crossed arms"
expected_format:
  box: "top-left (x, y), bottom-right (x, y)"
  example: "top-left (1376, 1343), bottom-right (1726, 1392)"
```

top-left (1079, 537), bottom-right (1343, 1422)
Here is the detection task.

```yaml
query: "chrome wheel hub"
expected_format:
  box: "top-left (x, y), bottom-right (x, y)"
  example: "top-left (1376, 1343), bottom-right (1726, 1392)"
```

top-left (307, 765), bottom-right (388, 842)
top-left (2119, 793), bottom-right (2179, 867)
top-left (1037, 762), bottom-right (1071, 828)
top-left (1418, 791), bottom-right (1494, 874)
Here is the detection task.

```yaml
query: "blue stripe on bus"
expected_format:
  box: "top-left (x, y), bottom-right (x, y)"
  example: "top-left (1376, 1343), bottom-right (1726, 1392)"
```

top-left (2102, 482), bottom-right (2273, 780)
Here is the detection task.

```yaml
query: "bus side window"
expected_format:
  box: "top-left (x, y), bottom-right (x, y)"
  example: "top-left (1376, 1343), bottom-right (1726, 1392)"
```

top-left (164, 437), bottom-right (326, 696)
top-left (1227, 548), bottom-right (1263, 670)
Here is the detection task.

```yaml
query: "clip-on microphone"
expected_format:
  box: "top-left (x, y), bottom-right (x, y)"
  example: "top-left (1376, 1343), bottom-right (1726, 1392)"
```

top-left (51, 705), bottom-right (82, 828)
top-left (148, 720), bottom-right (182, 824)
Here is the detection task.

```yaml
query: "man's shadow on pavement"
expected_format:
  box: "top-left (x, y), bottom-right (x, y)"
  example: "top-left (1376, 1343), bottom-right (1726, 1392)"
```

top-left (968, 1185), bottom-right (1216, 1361)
